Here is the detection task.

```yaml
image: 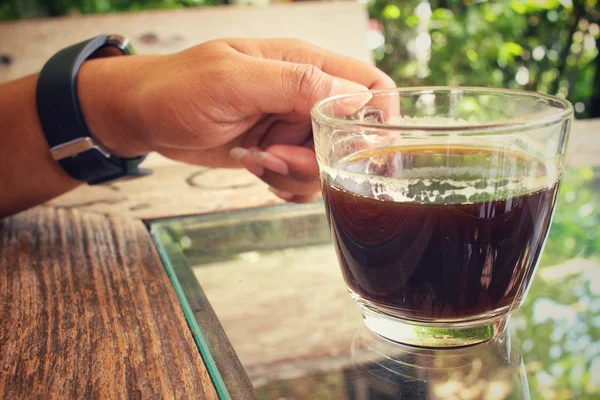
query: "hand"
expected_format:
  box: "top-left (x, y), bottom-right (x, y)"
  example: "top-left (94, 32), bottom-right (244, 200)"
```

top-left (80, 39), bottom-right (395, 202)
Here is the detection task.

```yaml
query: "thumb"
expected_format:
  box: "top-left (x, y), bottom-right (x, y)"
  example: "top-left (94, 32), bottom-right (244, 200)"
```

top-left (245, 59), bottom-right (371, 116)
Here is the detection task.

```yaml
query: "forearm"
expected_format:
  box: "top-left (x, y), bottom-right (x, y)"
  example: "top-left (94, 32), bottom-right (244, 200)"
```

top-left (0, 55), bottom-right (152, 217)
top-left (0, 74), bottom-right (78, 217)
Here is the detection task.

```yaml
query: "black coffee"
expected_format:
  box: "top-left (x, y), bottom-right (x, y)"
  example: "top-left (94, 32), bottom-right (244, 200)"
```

top-left (322, 146), bottom-right (558, 320)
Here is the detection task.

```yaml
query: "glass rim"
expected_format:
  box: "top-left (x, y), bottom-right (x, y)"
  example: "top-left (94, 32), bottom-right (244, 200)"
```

top-left (311, 86), bottom-right (574, 136)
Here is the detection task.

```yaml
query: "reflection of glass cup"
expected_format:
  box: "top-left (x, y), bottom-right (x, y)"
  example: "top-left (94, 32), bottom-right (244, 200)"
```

top-left (311, 88), bottom-right (572, 347)
top-left (349, 326), bottom-right (530, 399)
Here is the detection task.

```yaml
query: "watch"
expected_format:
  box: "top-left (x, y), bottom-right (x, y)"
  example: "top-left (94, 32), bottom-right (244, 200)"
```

top-left (36, 34), bottom-right (151, 185)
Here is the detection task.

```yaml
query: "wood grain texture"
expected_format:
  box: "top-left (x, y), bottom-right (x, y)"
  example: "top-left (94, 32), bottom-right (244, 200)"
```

top-left (0, 207), bottom-right (218, 399)
top-left (0, 1), bottom-right (372, 84)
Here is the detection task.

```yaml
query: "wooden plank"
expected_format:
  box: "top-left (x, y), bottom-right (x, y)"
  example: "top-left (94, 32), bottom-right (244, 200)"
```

top-left (0, 207), bottom-right (218, 399)
top-left (0, 1), bottom-right (373, 84)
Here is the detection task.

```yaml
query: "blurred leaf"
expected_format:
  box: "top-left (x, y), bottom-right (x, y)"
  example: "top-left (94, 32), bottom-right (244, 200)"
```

top-left (405, 15), bottom-right (420, 27)
top-left (483, 8), bottom-right (497, 23)
top-left (382, 4), bottom-right (401, 20)
top-left (511, 0), bottom-right (528, 14)
top-left (504, 41), bottom-right (525, 56)
top-left (465, 48), bottom-right (479, 62)
top-left (526, 0), bottom-right (561, 10)
top-left (431, 7), bottom-right (453, 21)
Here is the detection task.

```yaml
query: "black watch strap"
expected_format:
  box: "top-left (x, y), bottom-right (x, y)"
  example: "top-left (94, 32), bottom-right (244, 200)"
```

top-left (36, 34), bottom-right (151, 185)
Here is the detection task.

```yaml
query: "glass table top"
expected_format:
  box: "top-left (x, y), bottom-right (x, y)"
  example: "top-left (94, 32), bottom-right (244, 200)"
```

top-left (151, 166), bottom-right (600, 400)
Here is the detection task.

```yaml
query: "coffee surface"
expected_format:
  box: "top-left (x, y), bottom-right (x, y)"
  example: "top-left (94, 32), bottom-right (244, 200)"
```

top-left (322, 146), bottom-right (559, 320)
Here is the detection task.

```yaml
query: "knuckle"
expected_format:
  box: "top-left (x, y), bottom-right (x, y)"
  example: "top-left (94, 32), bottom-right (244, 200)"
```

top-left (192, 39), bottom-right (223, 56)
top-left (289, 64), bottom-right (325, 97)
top-left (294, 64), bottom-right (316, 91)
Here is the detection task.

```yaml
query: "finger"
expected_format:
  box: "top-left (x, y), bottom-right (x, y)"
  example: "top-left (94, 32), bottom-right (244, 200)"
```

top-left (259, 120), bottom-right (312, 149)
top-left (266, 40), bottom-right (398, 119)
top-left (242, 114), bottom-right (279, 149)
top-left (268, 187), bottom-right (295, 201)
top-left (269, 188), bottom-right (322, 204)
top-left (231, 146), bottom-right (299, 187)
top-left (230, 146), bottom-right (265, 177)
top-left (368, 90), bottom-right (401, 122)
top-left (235, 58), bottom-right (371, 117)
top-left (318, 91), bottom-right (400, 121)
top-left (291, 192), bottom-right (322, 204)
top-left (263, 144), bottom-right (319, 184)
top-left (260, 39), bottom-right (399, 120)
top-left (253, 167), bottom-right (320, 196)
top-left (302, 137), bottom-right (314, 149)
top-left (225, 38), bottom-right (395, 90)
top-left (230, 145), bottom-right (320, 195)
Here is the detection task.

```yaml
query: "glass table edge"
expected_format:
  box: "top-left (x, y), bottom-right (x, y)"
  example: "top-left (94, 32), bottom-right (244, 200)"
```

top-left (151, 224), bottom-right (254, 400)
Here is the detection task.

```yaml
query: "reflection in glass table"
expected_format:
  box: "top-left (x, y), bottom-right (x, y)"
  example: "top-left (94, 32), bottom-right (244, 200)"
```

top-left (152, 167), bottom-right (600, 400)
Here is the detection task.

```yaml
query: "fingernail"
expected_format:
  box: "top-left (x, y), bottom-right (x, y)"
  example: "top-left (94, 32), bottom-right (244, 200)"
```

top-left (252, 152), bottom-right (289, 175)
top-left (268, 187), bottom-right (294, 200)
top-left (230, 147), bottom-right (264, 177)
top-left (229, 147), bottom-right (248, 163)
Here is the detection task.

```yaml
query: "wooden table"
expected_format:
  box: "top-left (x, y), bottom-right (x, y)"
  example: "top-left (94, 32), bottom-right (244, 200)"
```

top-left (0, 209), bottom-right (219, 398)
top-left (0, 2), bottom-right (372, 398)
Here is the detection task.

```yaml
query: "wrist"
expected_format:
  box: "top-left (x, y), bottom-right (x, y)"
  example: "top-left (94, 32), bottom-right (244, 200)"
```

top-left (78, 55), bottom-right (153, 158)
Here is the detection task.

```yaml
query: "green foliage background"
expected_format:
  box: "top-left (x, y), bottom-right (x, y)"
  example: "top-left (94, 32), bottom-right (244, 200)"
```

top-left (371, 0), bottom-right (600, 119)
top-left (2, 0), bottom-right (599, 118)
top-left (0, 0), bottom-right (219, 19)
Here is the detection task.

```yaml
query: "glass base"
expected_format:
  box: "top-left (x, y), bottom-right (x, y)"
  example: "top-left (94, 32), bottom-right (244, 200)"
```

top-left (360, 305), bottom-right (509, 349)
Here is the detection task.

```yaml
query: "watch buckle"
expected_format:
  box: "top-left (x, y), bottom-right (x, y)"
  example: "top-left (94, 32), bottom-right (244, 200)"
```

top-left (50, 137), bottom-right (110, 160)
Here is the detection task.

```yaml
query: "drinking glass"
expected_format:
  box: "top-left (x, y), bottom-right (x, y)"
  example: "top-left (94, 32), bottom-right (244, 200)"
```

top-left (311, 87), bottom-right (572, 348)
